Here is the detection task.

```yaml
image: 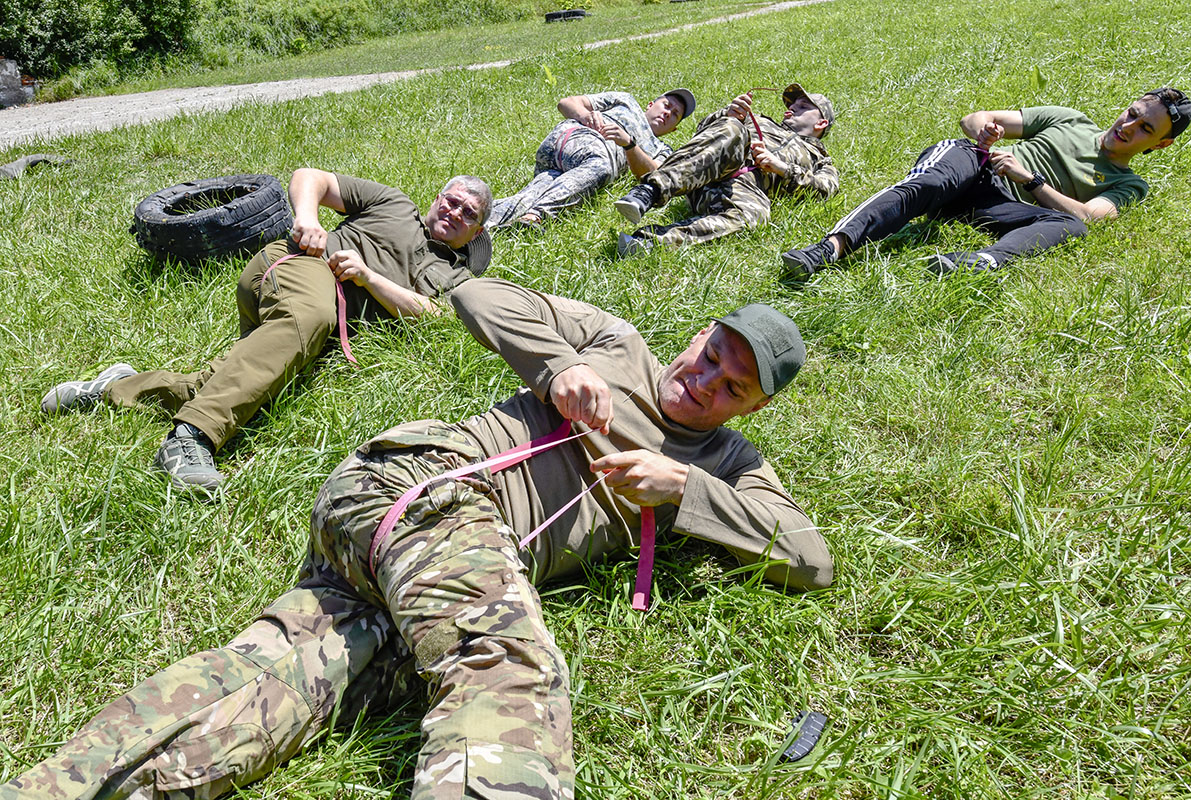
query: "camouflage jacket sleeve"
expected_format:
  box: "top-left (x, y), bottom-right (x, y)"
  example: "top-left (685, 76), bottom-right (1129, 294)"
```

top-left (768, 136), bottom-right (839, 199)
top-left (451, 278), bottom-right (634, 402)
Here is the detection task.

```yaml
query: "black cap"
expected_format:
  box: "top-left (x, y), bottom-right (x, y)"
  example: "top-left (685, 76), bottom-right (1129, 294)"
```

top-left (716, 304), bottom-right (806, 396)
top-left (1144, 87), bottom-right (1191, 139)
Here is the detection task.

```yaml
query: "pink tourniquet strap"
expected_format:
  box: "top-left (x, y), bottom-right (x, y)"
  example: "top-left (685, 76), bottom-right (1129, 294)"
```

top-left (555, 125), bottom-right (579, 170)
top-left (260, 251), bottom-right (357, 365)
top-left (631, 507), bottom-right (656, 611)
top-left (517, 472), bottom-right (608, 550)
top-left (365, 418), bottom-right (660, 613)
top-left (366, 421), bottom-right (581, 576)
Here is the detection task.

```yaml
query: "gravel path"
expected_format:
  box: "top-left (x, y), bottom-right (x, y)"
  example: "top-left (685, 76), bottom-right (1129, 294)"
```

top-left (0, 0), bottom-right (828, 151)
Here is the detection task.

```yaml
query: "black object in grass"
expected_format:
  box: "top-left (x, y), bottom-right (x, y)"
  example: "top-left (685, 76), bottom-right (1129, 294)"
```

top-left (545, 9), bottom-right (587, 22)
top-left (780, 711), bottom-right (828, 762)
top-left (131, 174), bottom-right (292, 264)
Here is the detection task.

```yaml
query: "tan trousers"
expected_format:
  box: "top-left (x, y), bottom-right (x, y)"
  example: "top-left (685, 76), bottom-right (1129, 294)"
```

top-left (106, 241), bottom-right (337, 449)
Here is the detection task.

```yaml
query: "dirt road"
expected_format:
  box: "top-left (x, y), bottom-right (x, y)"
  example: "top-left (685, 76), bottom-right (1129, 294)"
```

top-left (0, 0), bottom-right (827, 151)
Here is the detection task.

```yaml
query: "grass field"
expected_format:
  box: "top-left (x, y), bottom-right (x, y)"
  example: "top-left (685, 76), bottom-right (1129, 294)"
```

top-left (2, 0), bottom-right (1189, 797)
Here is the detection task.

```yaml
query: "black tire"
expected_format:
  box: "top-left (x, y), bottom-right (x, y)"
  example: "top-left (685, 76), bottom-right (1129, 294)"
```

top-left (545, 9), bottom-right (587, 22)
top-left (131, 174), bottom-right (292, 264)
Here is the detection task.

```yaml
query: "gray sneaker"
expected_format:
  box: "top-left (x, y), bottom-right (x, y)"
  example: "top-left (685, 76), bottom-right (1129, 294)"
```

top-left (617, 232), bottom-right (653, 258)
top-left (154, 423), bottom-right (225, 493)
top-left (925, 251), bottom-right (999, 276)
top-left (41, 363), bottom-right (137, 413)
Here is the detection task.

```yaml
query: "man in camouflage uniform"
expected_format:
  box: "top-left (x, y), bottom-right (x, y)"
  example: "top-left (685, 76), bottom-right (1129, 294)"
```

top-left (488, 88), bottom-right (695, 228)
top-left (3, 280), bottom-right (832, 800)
top-left (613, 83), bottom-right (838, 255)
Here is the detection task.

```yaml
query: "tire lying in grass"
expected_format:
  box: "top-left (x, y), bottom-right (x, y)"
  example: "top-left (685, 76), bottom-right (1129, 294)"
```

top-left (545, 9), bottom-right (587, 22)
top-left (131, 174), bottom-right (292, 264)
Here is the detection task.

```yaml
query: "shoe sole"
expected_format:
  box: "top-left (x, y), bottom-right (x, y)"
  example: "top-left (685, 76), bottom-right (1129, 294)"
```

top-left (617, 233), bottom-right (649, 258)
top-left (41, 363), bottom-right (137, 413)
top-left (613, 199), bottom-right (643, 225)
top-left (924, 254), bottom-right (958, 276)
top-left (780, 252), bottom-right (813, 281)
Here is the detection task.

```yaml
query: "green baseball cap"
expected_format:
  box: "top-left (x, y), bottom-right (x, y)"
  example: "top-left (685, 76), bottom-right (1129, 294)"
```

top-left (716, 303), bottom-right (806, 396)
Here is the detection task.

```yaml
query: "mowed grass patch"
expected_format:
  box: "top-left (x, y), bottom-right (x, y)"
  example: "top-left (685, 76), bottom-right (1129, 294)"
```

top-left (2, 0), bottom-right (1190, 797)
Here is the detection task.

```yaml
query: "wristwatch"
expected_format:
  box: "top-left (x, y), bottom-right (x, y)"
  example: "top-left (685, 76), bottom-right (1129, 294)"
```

top-left (621, 137), bottom-right (637, 150)
top-left (1022, 171), bottom-right (1047, 192)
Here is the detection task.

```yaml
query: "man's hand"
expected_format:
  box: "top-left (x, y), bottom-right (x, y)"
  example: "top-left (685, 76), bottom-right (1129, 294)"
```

top-left (988, 150), bottom-right (1032, 183)
top-left (327, 249), bottom-right (374, 287)
top-left (726, 92), bottom-right (754, 122)
top-left (590, 450), bottom-right (690, 506)
top-left (580, 108), bottom-right (606, 132)
top-left (974, 121), bottom-right (1005, 149)
top-left (600, 120), bottom-right (631, 147)
top-left (751, 141), bottom-right (790, 176)
top-left (549, 364), bottom-right (613, 434)
top-left (292, 217), bottom-right (329, 257)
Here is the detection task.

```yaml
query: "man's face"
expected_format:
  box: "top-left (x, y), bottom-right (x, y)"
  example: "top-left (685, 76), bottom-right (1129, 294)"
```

top-left (425, 188), bottom-right (485, 249)
top-left (1100, 96), bottom-right (1175, 162)
top-left (784, 96), bottom-right (826, 138)
top-left (645, 95), bottom-right (684, 136)
top-left (657, 324), bottom-right (771, 430)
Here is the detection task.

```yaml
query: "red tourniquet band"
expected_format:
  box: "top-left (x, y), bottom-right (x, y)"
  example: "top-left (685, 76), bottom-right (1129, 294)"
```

top-left (260, 251), bottom-right (357, 365)
top-left (556, 125), bottom-right (579, 169)
top-left (727, 87), bottom-right (775, 180)
top-left (365, 419), bottom-right (661, 611)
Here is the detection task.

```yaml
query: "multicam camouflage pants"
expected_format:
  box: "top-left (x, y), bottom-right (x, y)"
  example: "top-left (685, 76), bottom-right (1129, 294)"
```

top-left (2, 422), bottom-right (574, 800)
top-left (631, 116), bottom-right (770, 248)
top-left (489, 122), bottom-right (619, 226)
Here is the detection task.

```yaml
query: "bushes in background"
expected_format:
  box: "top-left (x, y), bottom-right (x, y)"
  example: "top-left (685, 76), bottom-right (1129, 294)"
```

top-left (0, 0), bottom-right (193, 77)
top-left (0, 0), bottom-right (576, 95)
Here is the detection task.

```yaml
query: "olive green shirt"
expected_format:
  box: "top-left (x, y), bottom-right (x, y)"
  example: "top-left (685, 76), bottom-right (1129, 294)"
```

top-left (1002, 106), bottom-right (1148, 209)
top-left (323, 175), bottom-right (479, 320)
top-left (448, 279), bottom-right (832, 591)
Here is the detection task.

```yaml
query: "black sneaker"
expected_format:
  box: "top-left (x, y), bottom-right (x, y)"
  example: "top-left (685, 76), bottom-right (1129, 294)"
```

top-left (613, 184), bottom-right (657, 225)
top-left (154, 423), bottom-right (225, 493)
top-left (41, 363), bottom-right (137, 413)
top-left (780, 239), bottom-right (838, 281)
top-left (925, 251), bottom-right (999, 275)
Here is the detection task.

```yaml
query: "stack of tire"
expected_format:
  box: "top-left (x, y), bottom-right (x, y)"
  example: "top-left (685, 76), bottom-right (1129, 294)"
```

top-left (131, 174), bottom-right (293, 264)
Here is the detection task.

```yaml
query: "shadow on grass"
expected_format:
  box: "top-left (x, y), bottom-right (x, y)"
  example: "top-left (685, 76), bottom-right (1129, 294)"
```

top-left (120, 250), bottom-right (244, 292)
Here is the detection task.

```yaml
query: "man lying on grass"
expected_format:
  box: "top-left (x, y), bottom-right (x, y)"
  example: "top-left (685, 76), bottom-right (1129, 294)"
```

top-left (40, 168), bottom-right (493, 494)
top-left (4, 279), bottom-right (831, 800)
top-left (781, 86), bottom-right (1191, 280)
top-left (613, 82), bottom-right (838, 256)
top-left (487, 87), bottom-right (695, 228)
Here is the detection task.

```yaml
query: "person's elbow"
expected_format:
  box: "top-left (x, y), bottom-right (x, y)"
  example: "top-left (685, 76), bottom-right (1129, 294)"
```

top-left (731, 525), bottom-right (834, 592)
top-left (958, 111), bottom-right (984, 137)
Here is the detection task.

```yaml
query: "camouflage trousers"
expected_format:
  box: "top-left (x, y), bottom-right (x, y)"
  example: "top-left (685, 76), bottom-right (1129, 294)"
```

top-left (1, 422), bottom-right (574, 800)
top-left (489, 122), bottom-right (619, 226)
top-left (632, 116), bottom-right (770, 248)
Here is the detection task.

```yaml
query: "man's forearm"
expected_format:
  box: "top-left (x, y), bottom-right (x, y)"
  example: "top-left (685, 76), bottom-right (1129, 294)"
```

top-left (361, 273), bottom-right (439, 318)
top-left (624, 144), bottom-right (661, 177)
top-left (558, 95), bottom-right (593, 122)
top-left (1027, 183), bottom-right (1116, 221)
top-left (288, 168), bottom-right (344, 217)
top-left (452, 279), bottom-right (625, 400)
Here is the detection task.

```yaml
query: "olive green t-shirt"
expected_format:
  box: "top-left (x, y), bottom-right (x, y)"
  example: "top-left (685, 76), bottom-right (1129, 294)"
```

top-left (1002, 106), bottom-right (1148, 209)
top-left (323, 175), bottom-right (478, 320)
top-left (445, 278), bottom-right (831, 592)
